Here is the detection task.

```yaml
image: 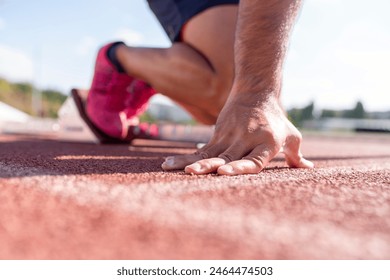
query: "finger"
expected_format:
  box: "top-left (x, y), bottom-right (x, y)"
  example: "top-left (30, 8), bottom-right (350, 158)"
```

top-left (161, 154), bottom-right (203, 171)
top-left (283, 134), bottom-right (314, 168)
top-left (185, 157), bottom-right (227, 174)
top-left (218, 144), bottom-right (278, 175)
top-left (185, 143), bottom-right (249, 174)
top-left (161, 142), bottom-right (226, 171)
top-left (218, 159), bottom-right (261, 175)
top-left (218, 143), bottom-right (251, 163)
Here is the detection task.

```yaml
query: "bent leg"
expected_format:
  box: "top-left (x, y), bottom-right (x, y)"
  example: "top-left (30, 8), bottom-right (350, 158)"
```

top-left (116, 5), bottom-right (238, 124)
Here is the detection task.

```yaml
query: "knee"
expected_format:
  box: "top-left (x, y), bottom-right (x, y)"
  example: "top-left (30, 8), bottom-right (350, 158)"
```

top-left (203, 73), bottom-right (232, 119)
top-left (188, 78), bottom-right (230, 125)
top-left (177, 74), bottom-right (232, 125)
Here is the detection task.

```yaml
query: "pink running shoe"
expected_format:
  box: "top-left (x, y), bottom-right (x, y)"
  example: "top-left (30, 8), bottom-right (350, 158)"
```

top-left (86, 42), bottom-right (156, 140)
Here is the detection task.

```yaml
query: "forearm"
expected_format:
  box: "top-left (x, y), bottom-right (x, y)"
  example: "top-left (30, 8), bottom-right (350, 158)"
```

top-left (232, 0), bottom-right (302, 97)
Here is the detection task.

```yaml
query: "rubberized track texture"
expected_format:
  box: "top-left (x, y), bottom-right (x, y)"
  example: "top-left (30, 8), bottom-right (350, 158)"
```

top-left (0, 133), bottom-right (389, 259)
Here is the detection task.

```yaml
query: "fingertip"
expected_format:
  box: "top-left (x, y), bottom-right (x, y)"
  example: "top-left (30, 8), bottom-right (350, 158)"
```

top-left (184, 163), bottom-right (202, 174)
top-left (301, 158), bottom-right (315, 168)
top-left (161, 156), bottom-right (176, 171)
top-left (162, 154), bottom-right (205, 171)
top-left (290, 157), bottom-right (314, 169)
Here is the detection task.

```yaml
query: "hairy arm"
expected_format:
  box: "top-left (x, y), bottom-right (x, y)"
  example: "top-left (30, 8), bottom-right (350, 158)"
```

top-left (233, 0), bottom-right (302, 96)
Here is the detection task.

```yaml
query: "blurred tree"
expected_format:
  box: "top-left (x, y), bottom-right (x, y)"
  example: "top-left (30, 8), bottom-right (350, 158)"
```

top-left (139, 111), bottom-right (157, 123)
top-left (13, 82), bottom-right (33, 94)
top-left (349, 101), bottom-right (366, 119)
top-left (288, 101), bottom-right (315, 127)
top-left (301, 101), bottom-right (314, 120)
top-left (0, 77), bottom-right (67, 118)
top-left (320, 101), bottom-right (366, 119)
top-left (320, 109), bottom-right (339, 118)
top-left (0, 78), bottom-right (13, 93)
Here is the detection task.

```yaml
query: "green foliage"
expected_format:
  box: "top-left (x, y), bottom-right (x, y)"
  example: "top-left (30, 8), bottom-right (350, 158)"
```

top-left (139, 111), bottom-right (158, 123)
top-left (342, 101), bottom-right (366, 119)
top-left (0, 78), bottom-right (13, 93)
top-left (288, 101), bottom-right (315, 127)
top-left (139, 111), bottom-right (198, 125)
top-left (320, 109), bottom-right (341, 118)
top-left (0, 77), bottom-right (67, 118)
top-left (320, 101), bottom-right (366, 119)
top-left (13, 82), bottom-right (33, 93)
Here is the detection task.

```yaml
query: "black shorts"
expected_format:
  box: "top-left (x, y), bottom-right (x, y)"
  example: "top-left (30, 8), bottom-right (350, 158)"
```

top-left (147, 0), bottom-right (239, 42)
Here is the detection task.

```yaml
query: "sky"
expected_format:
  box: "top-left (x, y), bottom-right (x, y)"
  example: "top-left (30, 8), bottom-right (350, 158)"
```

top-left (0, 0), bottom-right (389, 112)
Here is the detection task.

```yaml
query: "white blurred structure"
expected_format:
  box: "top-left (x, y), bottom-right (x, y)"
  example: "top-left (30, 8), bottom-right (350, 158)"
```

top-left (303, 118), bottom-right (390, 133)
top-left (1, 93), bottom-right (210, 143)
top-left (0, 101), bottom-right (30, 123)
top-left (57, 96), bottom-right (99, 143)
top-left (147, 94), bottom-right (192, 122)
top-left (0, 101), bottom-right (58, 136)
top-left (0, 101), bottom-right (30, 133)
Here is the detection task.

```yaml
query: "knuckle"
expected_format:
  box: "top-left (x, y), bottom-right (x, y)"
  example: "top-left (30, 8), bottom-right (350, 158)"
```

top-left (260, 128), bottom-right (279, 145)
top-left (196, 142), bottom-right (229, 159)
top-left (218, 153), bottom-right (234, 163)
top-left (243, 156), bottom-right (265, 170)
top-left (195, 146), bottom-right (211, 158)
top-left (286, 132), bottom-right (303, 147)
top-left (202, 161), bottom-right (214, 170)
top-left (292, 131), bottom-right (303, 143)
top-left (199, 151), bottom-right (210, 159)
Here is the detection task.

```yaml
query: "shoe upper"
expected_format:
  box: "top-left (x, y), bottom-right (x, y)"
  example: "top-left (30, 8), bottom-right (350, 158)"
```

top-left (86, 42), bottom-right (156, 139)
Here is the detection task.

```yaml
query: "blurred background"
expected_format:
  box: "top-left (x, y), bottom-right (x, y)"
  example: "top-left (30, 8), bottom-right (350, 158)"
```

top-left (0, 0), bottom-right (389, 133)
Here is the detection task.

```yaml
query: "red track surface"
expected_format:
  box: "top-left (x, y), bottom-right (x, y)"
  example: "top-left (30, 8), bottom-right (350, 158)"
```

top-left (0, 133), bottom-right (389, 259)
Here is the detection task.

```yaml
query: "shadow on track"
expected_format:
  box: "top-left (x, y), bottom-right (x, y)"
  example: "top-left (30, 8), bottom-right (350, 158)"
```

top-left (0, 137), bottom-right (192, 178)
top-left (2, 136), bottom-right (390, 178)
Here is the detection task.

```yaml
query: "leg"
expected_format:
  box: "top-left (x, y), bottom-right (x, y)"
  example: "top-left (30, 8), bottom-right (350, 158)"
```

top-left (116, 5), bottom-right (238, 124)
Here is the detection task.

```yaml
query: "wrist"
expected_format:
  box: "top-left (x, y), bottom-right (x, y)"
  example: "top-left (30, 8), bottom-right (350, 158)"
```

top-left (230, 76), bottom-right (281, 100)
top-left (226, 88), bottom-right (281, 114)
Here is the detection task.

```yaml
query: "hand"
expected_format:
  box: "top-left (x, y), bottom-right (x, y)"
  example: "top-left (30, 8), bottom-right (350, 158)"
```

top-left (161, 0), bottom-right (309, 175)
top-left (161, 93), bottom-right (314, 175)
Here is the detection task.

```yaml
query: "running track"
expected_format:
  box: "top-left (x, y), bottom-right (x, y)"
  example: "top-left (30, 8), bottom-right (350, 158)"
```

top-left (0, 133), bottom-right (389, 259)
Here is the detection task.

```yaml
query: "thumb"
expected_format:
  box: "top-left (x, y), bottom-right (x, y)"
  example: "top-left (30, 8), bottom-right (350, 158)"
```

top-left (283, 131), bottom-right (314, 168)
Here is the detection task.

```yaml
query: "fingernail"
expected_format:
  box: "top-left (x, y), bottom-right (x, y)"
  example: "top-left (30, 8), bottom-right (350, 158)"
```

top-left (187, 163), bottom-right (201, 172)
top-left (164, 156), bottom-right (175, 167)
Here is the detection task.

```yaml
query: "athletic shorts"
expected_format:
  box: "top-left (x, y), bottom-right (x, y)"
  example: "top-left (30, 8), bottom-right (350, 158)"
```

top-left (147, 0), bottom-right (239, 42)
